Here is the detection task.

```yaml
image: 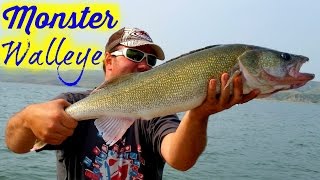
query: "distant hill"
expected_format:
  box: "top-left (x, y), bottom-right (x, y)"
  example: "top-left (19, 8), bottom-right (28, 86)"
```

top-left (0, 67), bottom-right (319, 104)
top-left (265, 81), bottom-right (320, 103)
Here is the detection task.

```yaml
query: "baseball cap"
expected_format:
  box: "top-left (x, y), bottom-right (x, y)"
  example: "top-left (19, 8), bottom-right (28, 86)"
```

top-left (105, 27), bottom-right (165, 60)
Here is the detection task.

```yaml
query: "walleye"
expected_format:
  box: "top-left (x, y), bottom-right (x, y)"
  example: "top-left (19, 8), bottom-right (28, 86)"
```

top-left (32, 44), bottom-right (314, 150)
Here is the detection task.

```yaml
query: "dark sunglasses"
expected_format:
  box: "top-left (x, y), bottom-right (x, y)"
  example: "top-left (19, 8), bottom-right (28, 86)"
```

top-left (111, 48), bottom-right (158, 67)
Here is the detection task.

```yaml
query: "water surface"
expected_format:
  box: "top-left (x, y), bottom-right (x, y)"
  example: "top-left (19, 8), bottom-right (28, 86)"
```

top-left (0, 82), bottom-right (319, 179)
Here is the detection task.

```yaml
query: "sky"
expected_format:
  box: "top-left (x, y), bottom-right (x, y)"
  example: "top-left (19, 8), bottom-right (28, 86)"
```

top-left (0, 0), bottom-right (319, 81)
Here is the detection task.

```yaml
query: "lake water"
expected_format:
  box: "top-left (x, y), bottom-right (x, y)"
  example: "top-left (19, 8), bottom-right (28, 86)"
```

top-left (0, 82), bottom-right (319, 180)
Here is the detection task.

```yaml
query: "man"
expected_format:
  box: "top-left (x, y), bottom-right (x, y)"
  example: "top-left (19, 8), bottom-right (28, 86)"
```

top-left (5, 27), bottom-right (259, 179)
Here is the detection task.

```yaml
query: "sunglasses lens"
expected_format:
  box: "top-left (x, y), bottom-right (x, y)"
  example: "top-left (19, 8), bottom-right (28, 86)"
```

top-left (147, 55), bottom-right (157, 66)
top-left (124, 48), bottom-right (158, 67)
top-left (126, 49), bottom-right (144, 62)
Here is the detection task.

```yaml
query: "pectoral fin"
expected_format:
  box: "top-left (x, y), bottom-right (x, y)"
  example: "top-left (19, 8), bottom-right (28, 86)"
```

top-left (94, 116), bottom-right (136, 146)
top-left (223, 70), bottom-right (242, 90)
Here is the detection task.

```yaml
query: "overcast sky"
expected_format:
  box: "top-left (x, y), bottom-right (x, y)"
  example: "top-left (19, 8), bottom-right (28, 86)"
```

top-left (1, 0), bottom-right (319, 81)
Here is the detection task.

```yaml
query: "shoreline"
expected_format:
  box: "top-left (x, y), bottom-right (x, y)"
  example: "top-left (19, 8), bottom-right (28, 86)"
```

top-left (1, 80), bottom-right (319, 104)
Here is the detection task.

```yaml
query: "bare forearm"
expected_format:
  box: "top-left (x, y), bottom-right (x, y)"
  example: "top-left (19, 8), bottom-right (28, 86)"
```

top-left (162, 110), bottom-right (209, 171)
top-left (5, 107), bottom-right (37, 154)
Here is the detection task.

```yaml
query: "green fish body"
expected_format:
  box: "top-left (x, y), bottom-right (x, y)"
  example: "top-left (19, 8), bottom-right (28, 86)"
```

top-left (32, 44), bottom-right (314, 150)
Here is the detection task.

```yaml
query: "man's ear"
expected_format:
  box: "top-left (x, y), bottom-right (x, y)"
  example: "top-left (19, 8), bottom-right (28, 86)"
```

top-left (104, 52), bottom-right (113, 70)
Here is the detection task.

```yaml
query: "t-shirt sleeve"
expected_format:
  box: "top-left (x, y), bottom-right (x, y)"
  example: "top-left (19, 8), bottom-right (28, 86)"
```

top-left (143, 114), bottom-right (180, 159)
top-left (52, 91), bottom-right (91, 103)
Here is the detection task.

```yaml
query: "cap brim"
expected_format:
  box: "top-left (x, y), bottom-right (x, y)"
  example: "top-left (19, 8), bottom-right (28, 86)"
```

top-left (120, 40), bottom-right (165, 60)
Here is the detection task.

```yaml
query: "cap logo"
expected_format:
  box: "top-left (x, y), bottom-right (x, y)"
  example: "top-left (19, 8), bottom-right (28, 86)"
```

top-left (122, 28), bottom-right (153, 42)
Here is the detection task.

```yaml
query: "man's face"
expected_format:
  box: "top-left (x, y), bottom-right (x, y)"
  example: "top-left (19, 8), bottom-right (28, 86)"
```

top-left (104, 45), bottom-right (157, 81)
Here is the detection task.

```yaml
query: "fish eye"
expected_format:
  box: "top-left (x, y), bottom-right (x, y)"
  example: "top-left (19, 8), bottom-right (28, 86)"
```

top-left (280, 53), bottom-right (291, 61)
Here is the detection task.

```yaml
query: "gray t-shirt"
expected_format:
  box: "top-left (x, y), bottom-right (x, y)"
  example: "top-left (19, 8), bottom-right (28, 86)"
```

top-left (40, 90), bottom-right (180, 180)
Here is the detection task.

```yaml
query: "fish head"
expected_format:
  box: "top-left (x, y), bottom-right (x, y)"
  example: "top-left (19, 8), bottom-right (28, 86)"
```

top-left (238, 47), bottom-right (315, 97)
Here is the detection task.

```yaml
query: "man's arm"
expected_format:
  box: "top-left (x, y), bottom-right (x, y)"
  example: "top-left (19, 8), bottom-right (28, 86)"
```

top-left (5, 99), bottom-right (78, 154)
top-left (161, 73), bottom-right (260, 171)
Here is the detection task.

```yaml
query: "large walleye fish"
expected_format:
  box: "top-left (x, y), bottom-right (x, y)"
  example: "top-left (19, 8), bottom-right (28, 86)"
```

top-left (33, 44), bottom-right (314, 150)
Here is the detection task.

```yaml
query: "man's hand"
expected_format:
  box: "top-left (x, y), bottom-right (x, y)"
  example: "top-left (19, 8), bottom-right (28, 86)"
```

top-left (191, 73), bottom-right (260, 118)
top-left (26, 99), bottom-right (78, 145)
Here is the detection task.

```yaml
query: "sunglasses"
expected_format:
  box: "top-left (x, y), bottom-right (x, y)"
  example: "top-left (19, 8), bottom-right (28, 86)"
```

top-left (111, 48), bottom-right (157, 67)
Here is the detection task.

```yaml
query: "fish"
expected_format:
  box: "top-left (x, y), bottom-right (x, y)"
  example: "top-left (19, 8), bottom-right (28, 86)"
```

top-left (32, 44), bottom-right (314, 151)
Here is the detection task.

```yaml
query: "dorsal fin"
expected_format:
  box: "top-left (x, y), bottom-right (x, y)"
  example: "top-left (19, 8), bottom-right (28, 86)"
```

top-left (156, 44), bottom-right (222, 67)
top-left (91, 73), bottom-right (138, 95)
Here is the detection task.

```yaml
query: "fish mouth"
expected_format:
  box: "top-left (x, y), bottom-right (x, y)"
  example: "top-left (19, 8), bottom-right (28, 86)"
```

top-left (263, 60), bottom-right (315, 89)
top-left (287, 60), bottom-right (315, 88)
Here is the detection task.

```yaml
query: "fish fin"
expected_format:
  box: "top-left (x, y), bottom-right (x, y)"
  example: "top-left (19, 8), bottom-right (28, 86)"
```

top-left (91, 73), bottom-right (138, 95)
top-left (94, 116), bottom-right (136, 146)
top-left (223, 70), bottom-right (242, 90)
top-left (30, 139), bottom-right (47, 152)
